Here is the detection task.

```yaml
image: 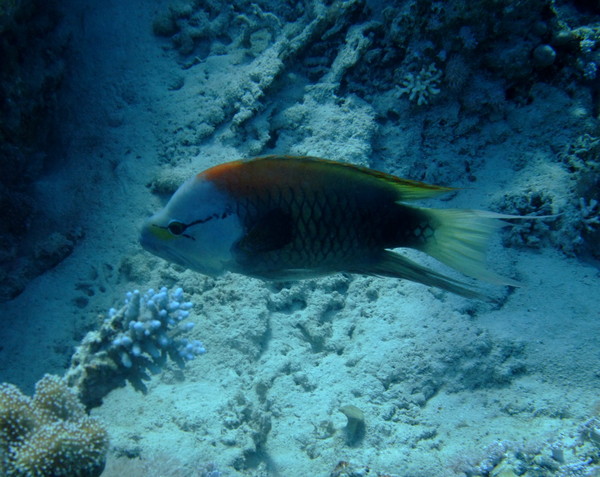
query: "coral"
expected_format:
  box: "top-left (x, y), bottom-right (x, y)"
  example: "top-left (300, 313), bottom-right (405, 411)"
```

top-left (572, 26), bottom-right (600, 81)
top-left (396, 63), bottom-right (442, 106)
top-left (0, 375), bottom-right (108, 477)
top-left (451, 417), bottom-right (600, 476)
top-left (497, 177), bottom-right (600, 258)
top-left (0, 384), bottom-right (37, 452)
top-left (272, 92), bottom-right (377, 166)
top-left (150, 0), bottom-right (367, 161)
top-left (579, 198), bottom-right (600, 233)
top-left (218, 391), bottom-right (271, 472)
top-left (109, 287), bottom-right (204, 368)
top-left (341, 0), bottom-right (566, 104)
top-left (445, 54), bottom-right (470, 89)
top-left (580, 38), bottom-right (596, 55)
top-left (320, 21), bottom-right (379, 90)
top-left (579, 417), bottom-right (600, 449)
top-left (583, 62), bottom-right (597, 80)
top-left (498, 189), bottom-right (556, 248)
top-left (458, 26), bottom-right (478, 50)
top-left (553, 134), bottom-right (600, 257)
top-left (32, 373), bottom-right (87, 423)
top-left (66, 287), bottom-right (206, 409)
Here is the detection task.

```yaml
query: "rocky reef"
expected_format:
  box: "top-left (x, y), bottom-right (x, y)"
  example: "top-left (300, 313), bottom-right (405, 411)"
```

top-left (147, 0), bottom-right (600, 262)
top-left (0, 0), bottom-right (73, 303)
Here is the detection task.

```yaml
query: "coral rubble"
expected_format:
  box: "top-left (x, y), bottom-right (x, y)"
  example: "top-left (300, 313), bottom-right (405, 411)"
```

top-left (452, 416), bottom-right (600, 476)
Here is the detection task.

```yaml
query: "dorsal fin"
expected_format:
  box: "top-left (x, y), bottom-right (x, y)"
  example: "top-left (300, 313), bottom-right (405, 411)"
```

top-left (266, 155), bottom-right (456, 200)
top-left (200, 155), bottom-right (456, 201)
top-left (370, 174), bottom-right (456, 200)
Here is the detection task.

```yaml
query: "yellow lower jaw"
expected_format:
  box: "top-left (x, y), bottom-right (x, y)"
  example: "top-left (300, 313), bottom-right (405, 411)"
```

top-left (146, 223), bottom-right (178, 242)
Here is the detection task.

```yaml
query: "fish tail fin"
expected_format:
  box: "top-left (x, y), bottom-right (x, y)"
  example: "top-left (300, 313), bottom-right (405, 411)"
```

top-left (367, 251), bottom-right (490, 300)
top-left (416, 208), bottom-right (521, 287)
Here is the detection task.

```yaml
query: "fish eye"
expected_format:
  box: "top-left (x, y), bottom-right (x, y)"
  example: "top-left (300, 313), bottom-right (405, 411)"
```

top-left (167, 220), bottom-right (186, 236)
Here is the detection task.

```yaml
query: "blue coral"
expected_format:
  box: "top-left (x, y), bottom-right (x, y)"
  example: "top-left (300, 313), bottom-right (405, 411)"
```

top-left (109, 287), bottom-right (206, 368)
top-left (65, 285), bottom-right (206, 408)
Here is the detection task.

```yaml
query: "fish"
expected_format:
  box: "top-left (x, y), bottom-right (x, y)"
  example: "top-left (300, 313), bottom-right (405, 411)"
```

top-left (140, 155), bottom-right (522, 300)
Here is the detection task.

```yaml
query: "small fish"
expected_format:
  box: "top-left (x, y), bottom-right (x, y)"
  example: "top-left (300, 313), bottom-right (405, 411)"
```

top-left (140, 155), bottom-right (521, 299)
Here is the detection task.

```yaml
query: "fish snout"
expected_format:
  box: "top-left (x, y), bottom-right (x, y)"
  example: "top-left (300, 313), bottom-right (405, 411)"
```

top-left (139, 219), bottom-right (163, 254)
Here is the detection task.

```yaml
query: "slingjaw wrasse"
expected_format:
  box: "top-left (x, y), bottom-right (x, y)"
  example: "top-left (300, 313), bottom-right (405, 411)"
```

top-left (140, 155), bottom-right (521, 300)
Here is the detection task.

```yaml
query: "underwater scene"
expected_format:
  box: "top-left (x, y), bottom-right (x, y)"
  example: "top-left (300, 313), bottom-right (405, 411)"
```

top-left (1, 0), bottom-right (599, 475)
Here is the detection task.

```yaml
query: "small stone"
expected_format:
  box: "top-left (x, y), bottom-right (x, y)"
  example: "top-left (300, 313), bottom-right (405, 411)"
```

top-left (551, 446), bottom-right (565, 463)
top-left (491, 462), bottom-right (518, 477)
top-left (340, 405), bottom-right (365, 445)
top-left (533, 44), bottom-right (556, 67)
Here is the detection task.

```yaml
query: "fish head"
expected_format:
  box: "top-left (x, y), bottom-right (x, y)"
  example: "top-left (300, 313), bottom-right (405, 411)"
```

top-left (139, 175), bottom-right (243, 276)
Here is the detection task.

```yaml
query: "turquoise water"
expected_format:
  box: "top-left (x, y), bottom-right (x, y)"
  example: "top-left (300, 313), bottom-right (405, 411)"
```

top-left (0, 1), bottom-right (599, 476)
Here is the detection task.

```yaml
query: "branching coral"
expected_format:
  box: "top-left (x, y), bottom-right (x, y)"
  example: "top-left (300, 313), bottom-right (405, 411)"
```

top-left (396, 64), bottom-right (442, 105)
top-left (66, 286), bottom-right (205, 409)
top-left (0, 375), bottom-right (108, 477)
top-left (579, 198), bottom-right (600, 233)
top-left (109, 287), bottom-right (204, 368)
top-left (494, 190), bottom-right (557, 248)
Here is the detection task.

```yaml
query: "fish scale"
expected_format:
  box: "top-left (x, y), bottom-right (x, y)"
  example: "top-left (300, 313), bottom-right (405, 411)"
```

top-left (233, 180), bottom-right (405, 277)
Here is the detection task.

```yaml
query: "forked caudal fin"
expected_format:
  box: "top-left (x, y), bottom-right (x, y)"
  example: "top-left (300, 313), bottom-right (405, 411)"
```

top-left (368, 208), bottom-right (542, 300)
top-left (418, 208), bottom-right (524, 288)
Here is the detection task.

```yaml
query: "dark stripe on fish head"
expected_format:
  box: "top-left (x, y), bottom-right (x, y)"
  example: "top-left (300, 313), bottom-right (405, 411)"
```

top-left (140, 175), bottom-right (243, 275)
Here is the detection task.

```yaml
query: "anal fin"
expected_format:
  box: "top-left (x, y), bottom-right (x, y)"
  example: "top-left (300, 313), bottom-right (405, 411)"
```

top-left (358, 250), bottom-right (491, 300)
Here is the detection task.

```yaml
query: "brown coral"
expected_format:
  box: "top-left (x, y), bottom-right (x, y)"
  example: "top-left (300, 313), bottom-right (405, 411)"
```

top-left (0, 383), bottom-right (37, 450)
top-left (32, 374), bottom-right (86, 423)
top-left (0, 375), bottom-right (108, 477)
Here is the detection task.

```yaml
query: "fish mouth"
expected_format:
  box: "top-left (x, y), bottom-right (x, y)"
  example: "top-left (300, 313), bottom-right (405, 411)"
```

top-left (140, 230), bottom-right (185, 267)
top-left (139, 222), bottom-right (219, 275)
top-left (139, 222), bottom-right (179, 260)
